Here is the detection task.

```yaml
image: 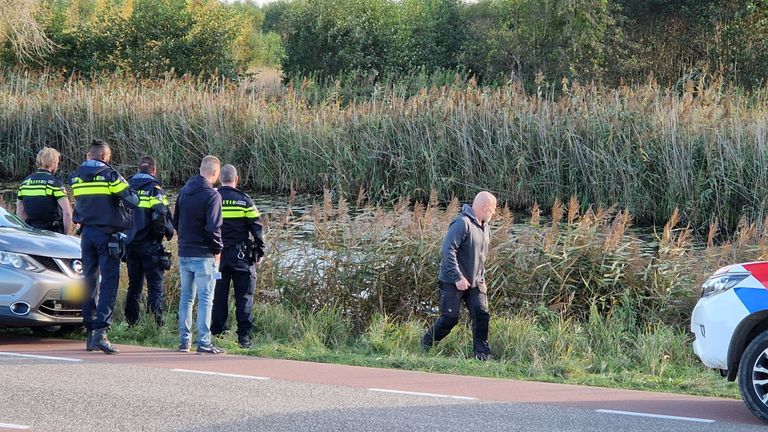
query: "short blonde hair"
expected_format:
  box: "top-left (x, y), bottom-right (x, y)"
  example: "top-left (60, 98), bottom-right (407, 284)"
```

top-left (36, 147), bottom-right (60, 170)
top-left (200, 155), bottom-right (221, 177)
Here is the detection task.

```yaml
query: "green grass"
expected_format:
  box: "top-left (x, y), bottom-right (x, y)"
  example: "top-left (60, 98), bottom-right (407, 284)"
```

top-left (96, 302), bottom-right (739, 400)
top-left (3, 188), bottom-right (760, 400)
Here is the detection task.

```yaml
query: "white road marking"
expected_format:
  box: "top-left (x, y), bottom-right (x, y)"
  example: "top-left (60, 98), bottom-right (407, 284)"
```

top-left (0, 422), bottom-right (31, 430)
top-left (596, 409), bottom-right (716, 423)
top-left (171, 368), bottom-right (269, 381)
top-left (368, 388), bottom-right (477, 400)
top-left (0, 352), bottom-right (81, 362)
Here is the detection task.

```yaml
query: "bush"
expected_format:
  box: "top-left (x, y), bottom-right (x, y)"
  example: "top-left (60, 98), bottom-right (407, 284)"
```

top-left (36, 0), bottom-right (246, 78)
top-left (281, 0), bottom-right (401, 79)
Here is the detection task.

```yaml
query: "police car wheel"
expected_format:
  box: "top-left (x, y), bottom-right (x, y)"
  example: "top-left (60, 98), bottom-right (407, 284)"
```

top-left (738, 331), bottom-right (768, 423)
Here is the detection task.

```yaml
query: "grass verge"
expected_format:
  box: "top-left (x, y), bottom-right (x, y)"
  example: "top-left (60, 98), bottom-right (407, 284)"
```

top-left (98, 302), bottom-right (738, 400)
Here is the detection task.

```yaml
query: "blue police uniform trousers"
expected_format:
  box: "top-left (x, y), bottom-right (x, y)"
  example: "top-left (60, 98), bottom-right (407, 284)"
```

top-left (211, 246), bottom-right (255, 339)
top-left (81, 226), bottom-right (120, 331)
top-left (125, 242), bottom-right (165, 325)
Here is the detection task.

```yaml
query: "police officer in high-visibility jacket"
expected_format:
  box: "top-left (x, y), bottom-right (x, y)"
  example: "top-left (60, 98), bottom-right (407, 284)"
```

top-left (70, 140), bottom-right (138, 354)
top-left (16, 147), bottom-right (73, 234)
top-left (211, 164), bottom-right (265, 349)
top-left (124, 156), bottom-right (175, 327)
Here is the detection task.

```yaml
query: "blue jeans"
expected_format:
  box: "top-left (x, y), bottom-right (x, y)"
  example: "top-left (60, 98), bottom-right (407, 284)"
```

top-left (178, 257), bottom-right (217, 346)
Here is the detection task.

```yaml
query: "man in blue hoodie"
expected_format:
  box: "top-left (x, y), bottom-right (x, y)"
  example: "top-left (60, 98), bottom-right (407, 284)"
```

top-left (421, 191), bottom-right (497, 360)
top-left (173, 155), bottom-right (224, 354)
top-left (124, 156), bottom-right (175, 327)
top-left (70, 139), bottom-right (139, 354)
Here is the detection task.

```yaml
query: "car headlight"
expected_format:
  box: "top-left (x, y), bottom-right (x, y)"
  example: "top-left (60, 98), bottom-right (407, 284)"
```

top-left (701, 272), bottom-right (750, 298)
top-left (0, 251), bottom-right (44, 272)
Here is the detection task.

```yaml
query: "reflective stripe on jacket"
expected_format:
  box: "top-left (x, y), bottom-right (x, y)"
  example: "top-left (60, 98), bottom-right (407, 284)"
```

top-left (218, 186), bottom-right (264, 258)
top-left (17, 169), bottom-right (66, 225)
top-left (70, 160), bottom-right (138, 232)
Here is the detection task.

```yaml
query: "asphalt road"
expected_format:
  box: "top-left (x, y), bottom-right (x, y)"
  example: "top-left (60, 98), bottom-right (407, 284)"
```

top-left (0, 336), bottom-right (765, 432)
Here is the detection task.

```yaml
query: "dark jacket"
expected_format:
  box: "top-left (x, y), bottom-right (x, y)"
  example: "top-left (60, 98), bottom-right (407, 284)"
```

top-left (438, 204), bottom-right (490, 288)
top-left (218, 186), bottom-right (265, 258)
top-left (17, 169), bottom-right (66, 228)
top-left (70, 160), bottom-right (138, 233)
top-left (126, 173), bottom-right (174, 247)
top-left (172, 175), bottom-right (223, 258)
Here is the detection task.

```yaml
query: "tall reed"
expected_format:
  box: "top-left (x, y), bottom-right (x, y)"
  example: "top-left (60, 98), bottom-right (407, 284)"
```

top-left (228, 192), bottom-right (768, 330)
top-left (3, 71), bottom-right (768, 230)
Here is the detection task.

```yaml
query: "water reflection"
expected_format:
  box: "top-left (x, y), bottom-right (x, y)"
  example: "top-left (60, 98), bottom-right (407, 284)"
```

top-left (2, 186), bottom-right (315, 235)
top-left (1, 184), bottom-right (668, 257)
top-left (1, 184), bottom-right (364, 277)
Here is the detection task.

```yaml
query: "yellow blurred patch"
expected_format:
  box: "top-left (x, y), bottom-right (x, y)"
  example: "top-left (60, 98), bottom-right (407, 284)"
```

top-left (61, 280), bottom-right (86, 302)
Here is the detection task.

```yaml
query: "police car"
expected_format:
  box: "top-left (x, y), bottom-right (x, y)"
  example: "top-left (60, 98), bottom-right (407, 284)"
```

top-left (692, 261), bottom-right (768, 422)
top-left (0, 205), bottom-right (84, 335)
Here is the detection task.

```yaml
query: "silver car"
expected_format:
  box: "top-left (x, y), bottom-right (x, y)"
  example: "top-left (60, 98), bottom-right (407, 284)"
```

top-left (0, 205), bottom-right (83, 333)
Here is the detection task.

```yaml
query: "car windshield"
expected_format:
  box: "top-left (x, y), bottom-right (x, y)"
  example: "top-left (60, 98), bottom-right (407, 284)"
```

top-left (0, 205), bottom-right (29, 228)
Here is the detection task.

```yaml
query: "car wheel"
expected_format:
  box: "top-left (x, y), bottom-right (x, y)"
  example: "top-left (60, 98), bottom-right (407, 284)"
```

top-left (739, 331), bottom-right (768, 423)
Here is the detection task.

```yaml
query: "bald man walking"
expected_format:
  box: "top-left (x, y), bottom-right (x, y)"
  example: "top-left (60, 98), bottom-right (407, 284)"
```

top-left (421, 191), bottom-right (497, 360)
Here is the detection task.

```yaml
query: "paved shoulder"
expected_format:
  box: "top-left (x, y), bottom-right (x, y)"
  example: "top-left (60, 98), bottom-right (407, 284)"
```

top-left (0, 335), bottom-right (762, 431)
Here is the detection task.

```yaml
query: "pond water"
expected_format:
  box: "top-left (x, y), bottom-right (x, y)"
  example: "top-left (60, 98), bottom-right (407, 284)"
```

top-left (1, 182), bottom-right (670, 256)
top-left (1, 185), bottom-right (316, 234)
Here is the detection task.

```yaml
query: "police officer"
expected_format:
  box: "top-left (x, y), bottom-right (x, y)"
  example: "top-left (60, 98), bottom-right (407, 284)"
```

top-left (16, 147), bottom-right (73, 234)
top-left (70, 139), bottom-right (138, 354)
top-left (211, 164), bottom-right (265, 349)
top-left (124, 156), bottom-right (174, 327)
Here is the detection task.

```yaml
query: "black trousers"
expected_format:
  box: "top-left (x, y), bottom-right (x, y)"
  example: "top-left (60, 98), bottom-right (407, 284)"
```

top-left (81, 227), bottom-right (120, 331)
top-left (422, 282), bottom-right (491, 356)
top-left (124, 243), bottom-right (165, 325)
top-left (211, 247), bottom-right (255, 339)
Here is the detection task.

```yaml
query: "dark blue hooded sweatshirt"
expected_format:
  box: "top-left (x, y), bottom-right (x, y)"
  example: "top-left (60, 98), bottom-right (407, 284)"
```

top-left (172, 175), bottom-right (223, 258)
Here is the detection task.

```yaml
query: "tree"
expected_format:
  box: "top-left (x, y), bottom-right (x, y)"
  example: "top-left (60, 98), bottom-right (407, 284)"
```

top-left (262, 0), bottom-right (292, 36)
top-left (281, 0), bottom-right (401, 79)
top-left (182, 0), bottom-right (241, 78)
top-left (495, 0), bottom-right (617, 82)
top-left (615, 0), bottom-right (768, 87)
top-left (39, 0), bottom-right (243, 79)
top-left (399, 0), bottom-right (466, 73)
top-left (459, 0), bottom-right (516, 81)
top-left (224, 1), bottom-right (286, 69)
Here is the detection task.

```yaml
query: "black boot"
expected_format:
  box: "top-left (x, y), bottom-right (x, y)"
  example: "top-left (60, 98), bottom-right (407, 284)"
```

top-left (238, 335), bottom-right (252, 349)
top-left (86, 330), bottom-right (97, 352)
top-left (93, 329), bottom-right (119, 354)
top-left (420, 333), bottom-right (434, 352)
